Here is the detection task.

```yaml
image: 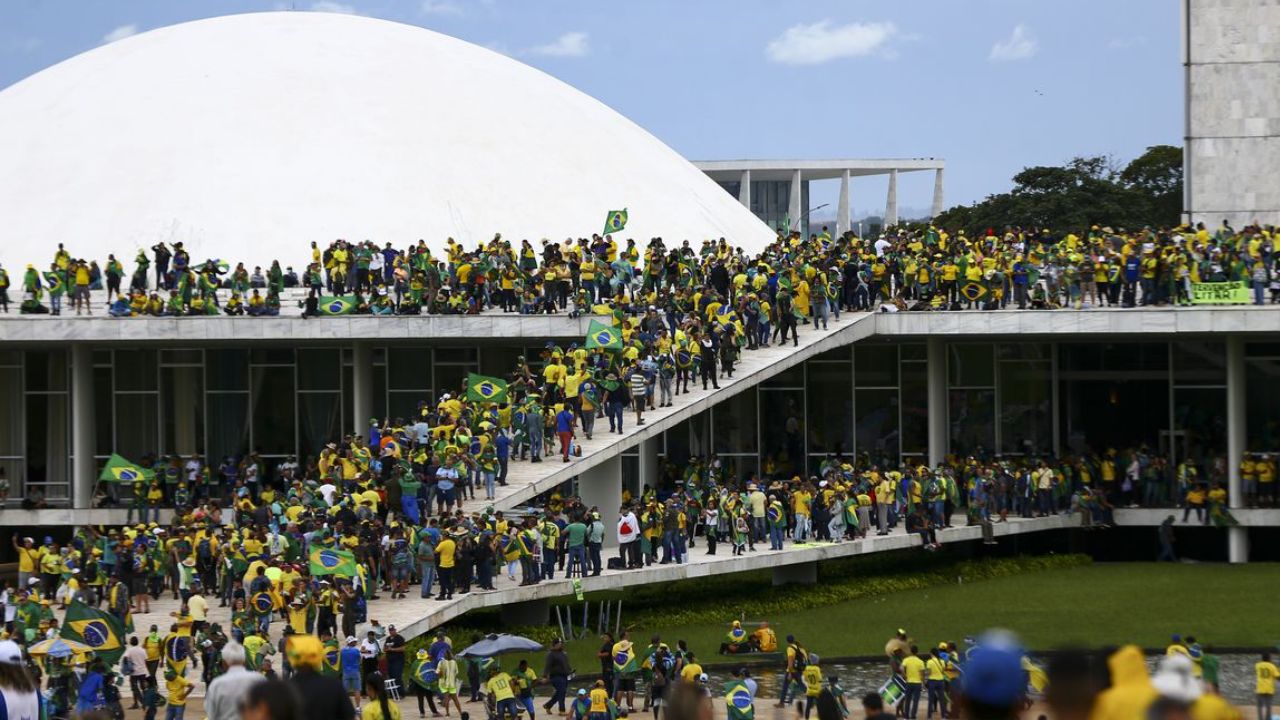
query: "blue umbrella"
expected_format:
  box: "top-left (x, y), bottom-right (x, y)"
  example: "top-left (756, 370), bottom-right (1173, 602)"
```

top-left (456, 634), bottom-right (544, 658)
top-left (28, 637), bottom-right (93, 659)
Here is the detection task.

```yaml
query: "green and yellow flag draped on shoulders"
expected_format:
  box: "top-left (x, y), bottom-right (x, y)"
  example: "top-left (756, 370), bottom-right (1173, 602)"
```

top-left (585, 320), bottom-right (622, 352)
top-left (61, 600), bottom-right (126, 666)
top-left (466, 373), bottom-right (509, 404)
top-left (309, 546), bottom-right (357, 577)
top-left (724, 678), bottom-right (755, 720)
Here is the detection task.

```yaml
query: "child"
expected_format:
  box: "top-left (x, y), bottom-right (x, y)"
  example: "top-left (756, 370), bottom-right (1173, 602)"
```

top-left (732, 512), bottom-right (749, 556)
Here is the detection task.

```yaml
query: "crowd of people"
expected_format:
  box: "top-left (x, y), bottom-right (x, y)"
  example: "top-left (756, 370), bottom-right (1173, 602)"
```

top-left (2, 219), bottom-right (1278, 317)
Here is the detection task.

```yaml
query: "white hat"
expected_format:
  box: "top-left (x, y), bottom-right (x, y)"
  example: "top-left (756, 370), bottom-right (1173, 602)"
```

top-left (346, 636), bottom-right (357, 644)
top-left (0, 640), bottom-right (22, 665)
top-left (27, 578), bottom-right (40, 586)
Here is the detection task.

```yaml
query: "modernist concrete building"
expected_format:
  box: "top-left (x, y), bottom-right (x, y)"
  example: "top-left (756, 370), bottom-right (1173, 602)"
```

top-left (696, 159), bottom-right (946, 237)
top-left (1183, 0), bottom-right (1280, 228)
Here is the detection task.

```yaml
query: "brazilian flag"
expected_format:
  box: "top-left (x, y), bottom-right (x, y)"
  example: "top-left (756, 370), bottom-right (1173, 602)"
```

top-left (959, 281), bottom-right (989, 302)
top-left (612, 640), bottom-right (639, 676)
top-left (163, 622), bottom-right (192, 676)
top-left (410, 657), bottom-right (439, 689)
top-left (322, 638), bottom-right (341, 678)
top-left (584, 320), bottom-right (622, 352)
top-left (42, 271), bottom-right (65, 295)
top-left (99, 454), bottom-right (156, 483)
top-left (318, 295), bottom-right (357, 316)
top-left (603, 208), bottom-right (628, 236)
top-left (466, 373), bottom-right (509, 404)
top-left (250, 591), bottom-right (275, 616)
top-left (724, 679), bottom-right (755, 720)
top-left (61, 600), bottom-right (125, 665)
top-left (309, 546), bottom-right (357, 577)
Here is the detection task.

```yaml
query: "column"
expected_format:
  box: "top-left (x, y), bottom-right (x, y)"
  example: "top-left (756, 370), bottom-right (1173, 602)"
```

top-left (738, 169), bottom-right (751, 209)
top-left (788, 169), bottom-right (802, 233)
top-left (351, 341), bottom-right (373, 438)
top-left (637, 436), bottom-right (660, 495)
top-left (837, 169), bottom-right (852, 236)
top-left (579, 455), bottom-right (622, 549)
top-left (71, 344), bottom-right (95, 509)
top-left (885, 169), bottom-right (899, 228)
top-left (1226, 335), bottom-right (1249, 563)
top-left (927, 337), bottom-right (947, 467)
top-left (931, 168), bottom-right (946, 219)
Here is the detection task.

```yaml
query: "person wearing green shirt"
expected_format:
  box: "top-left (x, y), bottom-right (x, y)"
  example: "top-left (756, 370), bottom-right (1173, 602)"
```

top-left (563, 520), bottom-right (587, 578)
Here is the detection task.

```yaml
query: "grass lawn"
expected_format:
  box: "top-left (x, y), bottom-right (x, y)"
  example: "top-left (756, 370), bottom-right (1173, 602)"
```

top-left (559, 563), bottom-right (1277, 670)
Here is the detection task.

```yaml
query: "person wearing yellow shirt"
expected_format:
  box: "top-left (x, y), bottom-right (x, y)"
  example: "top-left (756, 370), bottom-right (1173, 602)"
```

top-left (1258, 653), bottom-right (1279, 719)
top-left (925, 648), bottom-right (949, 719)
top-left (900, 647), bottom-right (926, 720)
top-left (12, 536), bottom-right (41, 590)
top-left (801, 657), bottom-right (823, 715)
top-left (165, 670), bottom-right (193, 718)
top-left (680, 654), bottom-right (704, 684)
top-left (791, 488), bottom-right (812, 541)
top-left (486, 668), bottom-right (520, 720)
top-left (435, 535), bottom-right (456, 601)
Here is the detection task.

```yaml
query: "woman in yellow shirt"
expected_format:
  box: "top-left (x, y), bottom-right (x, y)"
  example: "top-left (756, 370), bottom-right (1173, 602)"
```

top-left (363, 672), bottom-right (402, 720)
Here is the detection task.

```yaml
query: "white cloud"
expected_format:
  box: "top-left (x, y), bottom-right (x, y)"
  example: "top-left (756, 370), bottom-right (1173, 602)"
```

top-left (529, 31), bottom-right (589, 58)
top-left (101, 24), bottom-right (138, 45)
top-left (765, 20), bottom-right (899, 65)
top-left (309, 1), bottom-right (359, 14)
top-left (989, 24), bottom-right (1037, 62)
top-left (420, 0), bottom-right (463, 15)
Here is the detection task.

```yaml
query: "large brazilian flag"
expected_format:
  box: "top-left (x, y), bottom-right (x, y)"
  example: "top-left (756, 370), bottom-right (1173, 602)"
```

top-left (99, 454), bottom-right (156, 483)
top-left (61, 600), bottom-right (126, 665)
top-left (584, 320), bottom-right (622, 352)
top-left (309, 546), bottom-right (358, 577)
top-left (602, 208), bottom-right (628, 236)
top-left (466, 373), bottom-right (509, 404)
top-left (724, 679), bottom-right (755, 720)
top-left (318, 295), bottom-right (357, 316)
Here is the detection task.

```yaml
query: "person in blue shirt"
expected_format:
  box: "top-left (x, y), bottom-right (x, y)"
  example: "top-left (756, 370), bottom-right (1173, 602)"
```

top-left (495, 430), bottom-right (511, 486)
top-left (340, 636), bottom-right (363, 708)
top-left (555, 407), bottom-right (576, 463)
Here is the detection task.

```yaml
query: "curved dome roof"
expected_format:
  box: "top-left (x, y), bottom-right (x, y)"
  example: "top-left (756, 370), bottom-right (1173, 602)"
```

top-left (0, 12), bottom-right (772, 274)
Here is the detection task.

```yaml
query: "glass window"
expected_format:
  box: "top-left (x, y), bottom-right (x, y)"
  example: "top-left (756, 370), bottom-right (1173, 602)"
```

top-left (24, 350), bottom-right (67, 391)
top-left (1061, 342), bottom-right (1168, 372)
top-left (719, 456), bottom-right (759, 485)
top-left (900, 343), bottom-right (927, 361)
top-left (901, 362), bottom-right (928, 456)
top-left (999, 362), bottom-right (1052, 455)
top-left (948, 344), bottom-right (994, 387)
top-left (206, 350), bottom-right (248, 391)
top-left (1246, 358), bottom-right (1280, 451)
top-left (388, 348), bottom-right (432, 390)
top-left (298, 349), bottom-right (341, 391)
top-left (712, 389), bottom-right (758, 454)
top-left (763, 364), bottom-right (804, 388)
top-left (811, 347), bottom-right (851, 363)
top-left (806, 362), bottom-right (852, 456)
top-left (114, 350), bottom-right (158, 391)
top-left (949, 388), bottom-right (995, 456)
top-left (760, 390), bottom-right (805, 477)
top-left (1174, 388), bottom-right (1227, 463)
top-left (855, 345), bottom-right (897, 387)
top-left (997, 343), bottom-right (1049, 360)
top-left (0, 351), bottom-right (19, 367)
top-left (160, 349), bottom-right (202, 365)
top-left (434, 348), bottom-right (478, 364)
top-left (115, 394), bottom-right (159, 461)
top-left (93, 367), bottom-right (113, 456)
top-left (0, 368), bottom-right (22, 455)
top-left (434, 364), bottom-right (474, 397)
top-left (206, 393), bottom-right (250, 463)
top-left (162, 366), bottom-right (205, 456)
top-left (251, 367), bottom-right (296, 455)
top-left (373, 365), bottom-right (387, 422)
top-left (480, 346), bottom-right (524, 380)
top-left (388, 391), bottom-right (429, 425)
top-left (25, 393), bottom-right (68, 493)
top-left (1173, 342), bottom-right (1226, 385)
top-left (250, 348), bottom-right (295, 365)
top-left (298, 392), bottom-right (341, 462)
top-left (855, 389), bottom-right (899, 464)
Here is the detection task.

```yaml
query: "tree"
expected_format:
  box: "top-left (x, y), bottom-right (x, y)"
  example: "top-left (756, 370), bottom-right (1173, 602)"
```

top-left (934, 146), bottom-right (1183, 234)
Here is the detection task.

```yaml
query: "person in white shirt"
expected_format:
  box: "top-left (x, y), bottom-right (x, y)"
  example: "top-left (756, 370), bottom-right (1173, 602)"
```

top-left (0, 640), bottom-right (40, 720)
top-left (205, 641), bottom-right (265, 720)
top-left (120, 636), bottom-right (149, 708)
top-left (617, 507), bottom-right (641, 569)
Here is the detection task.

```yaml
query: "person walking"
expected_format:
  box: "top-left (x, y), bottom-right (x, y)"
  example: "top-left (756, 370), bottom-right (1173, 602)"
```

top-left (122, 636), bottom-right (150, 709)
top-left (541, 638), bottom-right (573, 715)
top-left (206, 640), bottom-right (266, 720)
top-left (1257, 652), bottom-right (1278, 720)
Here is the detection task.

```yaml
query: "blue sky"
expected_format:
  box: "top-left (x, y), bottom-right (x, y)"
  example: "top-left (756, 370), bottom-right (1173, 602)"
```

top-left (0, 0), bottom-right (1181, 216)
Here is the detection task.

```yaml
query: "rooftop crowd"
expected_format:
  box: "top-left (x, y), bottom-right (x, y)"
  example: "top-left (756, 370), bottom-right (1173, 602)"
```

top-left (1, 219), bottom-right (1278, 317)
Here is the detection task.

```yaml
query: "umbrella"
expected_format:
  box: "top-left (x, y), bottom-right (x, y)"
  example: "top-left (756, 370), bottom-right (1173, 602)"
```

top-left (28, 637), bottom-right (93, 659)
top-left (456, 634), bottom-right (544, 658)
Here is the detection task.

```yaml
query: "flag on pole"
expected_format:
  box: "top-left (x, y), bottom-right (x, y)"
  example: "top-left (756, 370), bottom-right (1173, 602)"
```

top-left (309, 546), bottom-right (358, 577)
top-left (584, 320), bottom-right (622, 352)
top-left (466, 373), bottom-right (509, 404)
top-left (603, 209), bottom-right (628, 236)
top-left (61, 601), bottom-right (125, 665)
top-left (317, 295), bottom-right (357, 316)
top-left (99, 454), bottom-right (156, 483)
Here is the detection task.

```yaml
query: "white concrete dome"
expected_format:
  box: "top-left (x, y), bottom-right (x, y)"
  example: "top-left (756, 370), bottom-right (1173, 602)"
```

top-left (0, 11), bottom-right (773, 274)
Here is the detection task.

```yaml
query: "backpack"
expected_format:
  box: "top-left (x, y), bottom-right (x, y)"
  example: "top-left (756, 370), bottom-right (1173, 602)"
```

top-left (353, 595), bottom-right (368, 624)
top-left (197, 538), bottom-right (212, 561)
top-left (82, 562), bottom-right (98, 583)
top-left (790, 643), bottom-right (808, 672)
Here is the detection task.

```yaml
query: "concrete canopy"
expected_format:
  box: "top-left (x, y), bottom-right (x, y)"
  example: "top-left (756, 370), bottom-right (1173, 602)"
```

top-left (0, 11), bottom-right (774, 274)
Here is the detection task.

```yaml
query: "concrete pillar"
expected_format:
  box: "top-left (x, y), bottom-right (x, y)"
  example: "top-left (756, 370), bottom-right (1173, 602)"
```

top-left (579, 455), bottom-right (622, 549)
top-left (71, 344), bottom-right (95, 509)
top-left (837, 169), bottom-right (852, 236)
top-left (500, 598), bottom-right (550, 627)
top-left (885, 169), bottom-right (899, 228)
top-left (351, 342), bottom-right (373, 439)
top-left (637, 437), bottom-right (660, 497)
top-left (1226, 335), bottom-right (1249, 563)
top-left (738, 169), bottom-right (751, 209)
top-left (927, 337), bottom-right (947, 467)
top-left (788, 169), bottom-right (802, 232)
top-left (772, 561), bottom-right (817, 586)
top-left (931, 168), bottom-right (946, 219)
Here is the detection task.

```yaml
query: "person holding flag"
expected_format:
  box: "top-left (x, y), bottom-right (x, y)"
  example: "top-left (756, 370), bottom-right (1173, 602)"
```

top-left (612, 630), bottom-right (640, 711)
top-left (724, 667), bottom-right (756, 720)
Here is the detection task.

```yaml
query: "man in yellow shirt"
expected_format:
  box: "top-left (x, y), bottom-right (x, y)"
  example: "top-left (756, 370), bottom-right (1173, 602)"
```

top-left (486, 667), bottom-right (520, 720)
top-left (901, 646), bottom-right (926, 720)
top-left (1258, 652), bottom-right (1278, 719)
top-left (434, 535), bottom-right (456, 601)
top-left (11, 536), bottom-right (40, 590)
top-left (679, 653), bottom-right (703, 684)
